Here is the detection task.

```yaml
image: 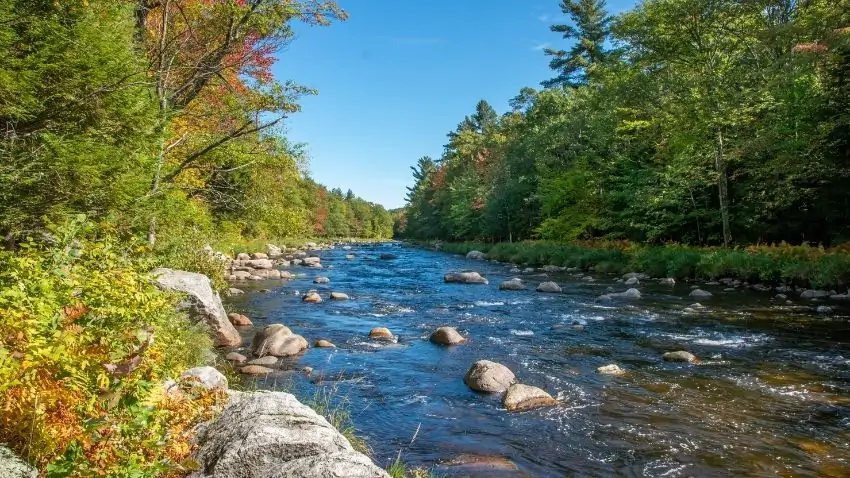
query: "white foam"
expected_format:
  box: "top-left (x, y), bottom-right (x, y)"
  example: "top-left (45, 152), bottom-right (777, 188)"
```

top-left (474, 300), bottom-right (505, 307)
top-left (510, 329), bottom-right (534, 336)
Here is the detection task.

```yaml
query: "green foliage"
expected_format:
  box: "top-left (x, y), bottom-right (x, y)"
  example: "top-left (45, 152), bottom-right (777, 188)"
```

top-left (0, 217), bottom-right (220, 476)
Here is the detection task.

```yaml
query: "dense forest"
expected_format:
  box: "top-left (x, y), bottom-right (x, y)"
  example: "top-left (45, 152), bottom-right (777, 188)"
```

top-left (398, 0), bottom-right (850, 247)
top-left (0, 0), bottom-right (393, 250)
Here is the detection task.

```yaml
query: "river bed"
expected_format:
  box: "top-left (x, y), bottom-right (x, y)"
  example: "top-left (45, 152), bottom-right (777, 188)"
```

top-left (224, 243), bottom-right (850, 477)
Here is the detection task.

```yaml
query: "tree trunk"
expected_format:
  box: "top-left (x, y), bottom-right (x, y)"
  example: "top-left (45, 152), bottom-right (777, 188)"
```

top-left (715, 128), bottom-right (732, 247)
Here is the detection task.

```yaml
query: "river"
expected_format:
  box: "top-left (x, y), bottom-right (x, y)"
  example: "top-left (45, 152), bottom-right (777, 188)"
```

top-left (223, 242), bottom-right (850, 477)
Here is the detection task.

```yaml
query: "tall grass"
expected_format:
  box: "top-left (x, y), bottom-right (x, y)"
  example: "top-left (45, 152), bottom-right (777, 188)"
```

top-left (423, 240), bottom-right (850, 289)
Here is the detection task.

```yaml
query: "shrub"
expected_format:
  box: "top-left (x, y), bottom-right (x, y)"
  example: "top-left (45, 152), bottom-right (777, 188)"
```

top-left (0, 217), bottom-right (221, 476)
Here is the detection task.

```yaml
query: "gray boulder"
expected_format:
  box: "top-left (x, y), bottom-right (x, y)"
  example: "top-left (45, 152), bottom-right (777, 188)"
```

top-left (0, 446), bottom-right (36, 478)
top-left (251, 324), bottom-right (308, 357)
top-left (464, 360), bottom-right (516, 393)
top-left (536, 281), bottom-right (562, 293)
top-left (689, 289), bottom-right (713, 299)
top-left (801, 289), bottom-right (829, 300)
top-left (188, 391), bottom-right (389, 478)
top-left (181, 366), bottom-right (228, 391)
top-left (245, 259), bottom-right (273, 270)
top-left (152, 268), bottom-right (241, 346)
top-left (499, 278), bottom-right (525, 291)
top-left (466, 250), bottom-right (486, 260)
top-left (444, 271), bottom-right (489, 285)
top-left (624, 277), bottom-right (640, 286)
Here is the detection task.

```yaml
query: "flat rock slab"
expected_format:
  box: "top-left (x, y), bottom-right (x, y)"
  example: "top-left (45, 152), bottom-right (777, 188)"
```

top-left (188, 391), bottom-right (388, 478)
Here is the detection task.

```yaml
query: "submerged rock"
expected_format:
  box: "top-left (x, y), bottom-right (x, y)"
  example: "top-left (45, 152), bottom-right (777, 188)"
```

top-left (663, 350), bottom-right (698, 363)
top-left (466, 250), bottom-right (486, 260)
top-left (227, 312), bottom-right (252, 326)
top-left (313, 276), bottom-right (330, 284)
top-left (599, 288), bottom-right (642, 301)
top-left (346, 254), bottom-right (356, 260)
top-left (597, 364), bottom-right (626, 375)
top-left (536, 281), bottom-right (562, 293)
top-left (439, 454), bottom-right (518, 473)
top-left (152, 268), bottom-right (241, 347)
top-left (464, 360), bottom-right (516, 393)
top-left (188, 391), bottom-right (388, 478)
top-left (251, 324), bottom-right (308, 357)
top-left (444, 271), bottom-right (489, 284)
top-left (499, 278), bottom-right (525, 290)
top-left (623, 272), bottom-right (649, 280)
top-left (430, 326), bottom-right (466, 345)
top-left (379, 253), bottom-right (398, 260)
top-left (689, 289), bottom-right (713, 299)
top-left (226, 287), bottom-right (244, 296)
top-left (502, 383), bottom-right (557, 412)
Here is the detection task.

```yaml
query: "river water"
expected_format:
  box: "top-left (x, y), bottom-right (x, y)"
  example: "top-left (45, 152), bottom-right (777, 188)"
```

top-left (224, 243), bottom-right (850, 477)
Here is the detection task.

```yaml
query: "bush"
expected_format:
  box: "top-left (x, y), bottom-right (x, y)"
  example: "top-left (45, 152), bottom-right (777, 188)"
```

top-left (0, 217), bottom-right (221, 476)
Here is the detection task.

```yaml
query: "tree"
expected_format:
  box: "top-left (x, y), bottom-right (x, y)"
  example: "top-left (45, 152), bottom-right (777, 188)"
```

top-left (542, 0), bottom-right (612, 88)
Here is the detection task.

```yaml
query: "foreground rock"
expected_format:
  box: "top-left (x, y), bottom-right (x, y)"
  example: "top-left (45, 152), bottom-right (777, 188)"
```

top-left (464, 360), bottom-right (516, 393)
top-left (597, 364), bottom-right (626, 375)
top-left (251, 324), bottom-right (308, 357)
top-left (499, 278), bottom-right (525, 290)
top-left (152, 268), bottom-right (241, 347)
top-left (663, 350), bottom-right (698, 363)
top-left (444, 271), bottom-right (489, 284)
top-left (227, 312), bottom-right (252, 326)
top-left (188, 391), bottom-right (388, 478)
top-left (466, 250), bottom-right (486, 260)
top-left (502, 383), bottom-right (557, 412)
top-left (430, 326), bottom-right (466, 345)
top-left (0, 446), bottom-right (36, 478)
top-left (181, 366), bottom-right (228, 391)
top-left (536, 281), bottom-right (562, 293)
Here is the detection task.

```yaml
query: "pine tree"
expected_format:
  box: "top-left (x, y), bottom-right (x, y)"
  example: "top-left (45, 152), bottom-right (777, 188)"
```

top-left (542, 0), bottom-right (611, 88)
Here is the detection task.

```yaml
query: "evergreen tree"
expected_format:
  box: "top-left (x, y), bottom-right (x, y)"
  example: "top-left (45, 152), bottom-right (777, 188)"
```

top-left (542, 0), bottom-right (612, 88)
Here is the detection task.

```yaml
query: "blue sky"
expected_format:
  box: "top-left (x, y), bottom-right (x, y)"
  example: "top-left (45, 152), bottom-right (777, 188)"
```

top-left (274, 0), bottom-right (635, 209)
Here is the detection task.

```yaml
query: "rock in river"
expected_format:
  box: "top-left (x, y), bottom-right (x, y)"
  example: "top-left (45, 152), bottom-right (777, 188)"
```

top-left (302, 291), bottom-right (322, 303)
top-left (444, 271), bottom-right (489, 284)
top-left (663, 350), bottom-right (698, 363)
top-left (227, 312), bottom-right (252, 326)
top-left (597, 364), bottom-right (626, 375)
top-left (599, 288), bottom-right (641, 301)
top-left (536, 281), bottom-right (562, 293)
top-left (380, 253), bottom-right (398, 260)
top-left (152, 268), bottom-right (241, 347)
top-left (369, 327), bottom-right (394, 340)
top-left (225, 352), bottom-right (247, 364)
top-left (499, 278), bottom-right (525, 290)
top-left (246, 356), bottom-right (278, 366)
top-left (313, 276), bottom-right (330, 284)
top-left (315, 339), bottom-right (336, 348)
top-left (251, 324), bottom-right (308, 357)
top-left (689, 288), bottom-right (713, 299)
top-left (430, 326), bottom-right (466, 345)
top-left (464, 360), bottom-right (516, 393)
top-left (330, 292), bottom-right (349, 300)
top-left (502, 383), bottom-right (557, 412)
top-left (187, 391), bottom-right (389, 478)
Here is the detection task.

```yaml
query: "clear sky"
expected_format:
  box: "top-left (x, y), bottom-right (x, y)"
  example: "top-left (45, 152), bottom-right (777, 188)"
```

top-left (273, 0), bottom-right (635, 209)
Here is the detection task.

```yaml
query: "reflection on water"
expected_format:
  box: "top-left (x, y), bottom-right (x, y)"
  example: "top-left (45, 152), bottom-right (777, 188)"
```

top-left (225, 244), bottom-right (850, 477)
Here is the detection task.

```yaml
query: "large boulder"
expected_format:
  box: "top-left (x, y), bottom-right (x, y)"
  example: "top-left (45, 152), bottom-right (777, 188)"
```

top-left (266, 244), bottom-right (282, 258)
top-left (0, 446), bottom-right (37, 478)
top-left (499, 278), bottom-right (525, 291)
top-left (502, 384), bottom-right (557, 412)
top-left (188, 391), bottom-right (389, 478)
top-left (444, 271), bottom-right (489, 285)
top-left (464, 360), bottom-right (516, 393)
top-left (536, 281), bottom-right (562, 293)
top-left (246, 258), bottom-right (273, 270)
top-left (466, 250), bottom-right (486, 260)
top-left (181, 366), bottom-right (228, 391)
top-left (430, 326), bottom-right (466, 345)
top-left (368, 327), bottom-right (394, 340)
top-left (251, 324), bottom-right (308, 357)
top-left (152, 268), bottom-right (241, 347)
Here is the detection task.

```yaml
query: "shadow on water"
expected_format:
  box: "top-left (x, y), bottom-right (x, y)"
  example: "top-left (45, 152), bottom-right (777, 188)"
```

top-left (225, 243), bottom-right (850, 477)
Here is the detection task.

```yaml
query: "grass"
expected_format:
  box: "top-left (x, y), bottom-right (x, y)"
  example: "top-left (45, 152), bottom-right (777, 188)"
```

top-left (387, 458), bottom-right (440, 478)
top-left (303, 375), bottom-right (372, 456)
top-left (424, 239), bottom-right (850, 289)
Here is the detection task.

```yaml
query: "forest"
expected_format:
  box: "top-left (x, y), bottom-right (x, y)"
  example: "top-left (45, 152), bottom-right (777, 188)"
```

top-left (0, 0), bottom-right (393, 251)
top-left (398, 0), bottom-right (850, 248)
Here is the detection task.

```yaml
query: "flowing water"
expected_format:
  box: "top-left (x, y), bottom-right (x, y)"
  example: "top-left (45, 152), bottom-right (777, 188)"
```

top-left (224, 243), bottom-right (850, 477)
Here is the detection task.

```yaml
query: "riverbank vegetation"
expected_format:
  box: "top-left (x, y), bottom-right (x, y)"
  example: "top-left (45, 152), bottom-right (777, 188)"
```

top-left (0, 0), bottom-right (395, 475)
top-left (397, 0), bottom-right (850, 270)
